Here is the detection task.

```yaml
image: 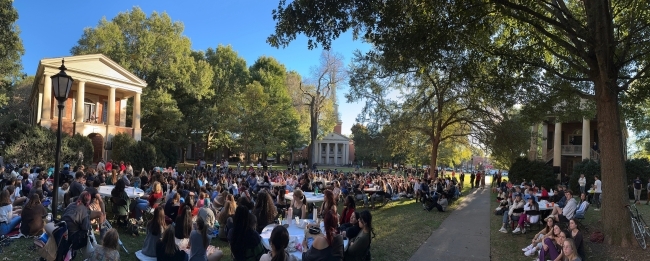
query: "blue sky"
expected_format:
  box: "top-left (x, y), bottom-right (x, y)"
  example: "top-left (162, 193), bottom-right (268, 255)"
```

top-left (13, 0), bottom-right (371, 135)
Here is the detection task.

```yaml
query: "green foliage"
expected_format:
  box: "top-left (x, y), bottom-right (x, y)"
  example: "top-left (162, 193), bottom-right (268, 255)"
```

top-left (110, 133), bottom-right (136, 162)
top-left (0, 0), bottom-right (25, 108)
top-left (126, 141), bottom-right (161, 171)
top-left (569, 160), bottom-right (601, 194)
top-left (508, 157), bottom-right (555, 190)
top-left (483, 112), bottom-right (531, 169)
top-left (5, 126), bottom-right (93, 167)
top-left (62, 133), bottom-right (94, 166)
top-left (144, 136), bottom-right (179, 167)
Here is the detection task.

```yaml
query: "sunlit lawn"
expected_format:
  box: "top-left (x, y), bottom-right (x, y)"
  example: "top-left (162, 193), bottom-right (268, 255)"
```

top-left (4, 179), bottom-right (472, 261)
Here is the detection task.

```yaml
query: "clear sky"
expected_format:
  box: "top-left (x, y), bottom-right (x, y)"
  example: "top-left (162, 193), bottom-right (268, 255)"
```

top-left (13, 0), bottom-right (371, 135)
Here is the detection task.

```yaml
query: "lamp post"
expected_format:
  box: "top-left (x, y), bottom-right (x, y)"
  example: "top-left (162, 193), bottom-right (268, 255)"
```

top-left (50, 59), bottom-right (74, 220)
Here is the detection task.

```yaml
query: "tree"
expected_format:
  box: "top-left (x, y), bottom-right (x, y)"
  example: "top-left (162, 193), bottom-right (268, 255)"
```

top-left (483, 112), bottom-right (531, 169)
top-left (346, 49), bottom-right (502, 178)
top-left (5, 126), bottom-right (93, 167)
top-left (237, 81), bottom-right (269, 163)
top-left (71, 7), bottom-right (213, 147)
top-left (269, 0), bottom-right (649, 246)
top-left (285, 71), bottom-right (310, 163)
top-left (249, 56), bottom-right (301, 162)
top-left (0, 0), bottom-right (25, 107)
top-left (110, 132), bottom-right (136, 162)
top-left (299, 50), bottom-right (345, 165)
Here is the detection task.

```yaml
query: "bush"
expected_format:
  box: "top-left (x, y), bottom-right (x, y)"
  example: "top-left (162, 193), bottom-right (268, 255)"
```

top-left (144, 137), bottom-right (178, 167)
top-left (126, 141), bottom-right (162, 171)
top-left (508, 157), bottom-right (555, 189)
top-left (569, 159), bottom-right (601, 194)
top-left (110, 132), bottom-right (136, 162)
top-left (62, 133), bottom-right (94, 166)
top-left (5, 126), bottom-right (94, 167)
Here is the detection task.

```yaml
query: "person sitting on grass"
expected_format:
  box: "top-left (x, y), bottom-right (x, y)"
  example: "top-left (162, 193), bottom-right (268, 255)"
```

top-left (156, 226), bottom-right (189, 261)
top-left (344, 210), bottom-right (374, 261)
top-left (19, 193), bottom-right (47, 237)
top-left (512, 196), bottom-right (539, 234)
top-left (555, 219), bottom-right (585, 261)
top-left (522, 216), bottom-right (557, 257)
top-left (189, 217), bottom-right (223, 261)
top-left (574, 193), bottom-right (589, 219)
top-left (142, 206), bottom-right (167, 258)
top-left (89, 228), bottom-right (120, 261)
top-left (560, 238), bottom-right (582, 261)
top-left (538, 226), bottom-right (569, 261)
top-left (425, 193), bottom-right (448, 212)
top-left (0, 190), bottom-right (21, 237)
top-left (260, 225), bottom-right (299, 261)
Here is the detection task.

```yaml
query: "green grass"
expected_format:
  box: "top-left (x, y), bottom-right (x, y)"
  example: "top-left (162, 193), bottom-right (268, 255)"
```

top-left (4, 179), bottom-right (472, 261)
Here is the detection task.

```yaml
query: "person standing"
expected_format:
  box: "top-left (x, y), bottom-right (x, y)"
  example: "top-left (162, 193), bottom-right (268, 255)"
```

top-left (633, 176), bottom-right (643, 204)
top-left (470, 172), bottom-right (475, 189)
top-left (646, 178), bottom-right (650, 205)
top-left (459, 172), bottom-right (465, 190)
top-left (593, 175), bottom-right (602, 210)
top-left (578, 174), bottom-right (586, 194)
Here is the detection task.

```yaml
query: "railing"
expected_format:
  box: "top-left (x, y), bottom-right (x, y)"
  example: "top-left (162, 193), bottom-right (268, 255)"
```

top-left (591, 149), bottom-right (600, 161)
top-left (561, 145), bottom-right (582, 155)
top-left (544, 149), bottom-right (554, 162)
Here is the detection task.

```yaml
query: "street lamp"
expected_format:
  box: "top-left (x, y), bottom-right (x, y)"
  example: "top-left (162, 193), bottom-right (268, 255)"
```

top-left (50, 59), bottom-right (73, 220)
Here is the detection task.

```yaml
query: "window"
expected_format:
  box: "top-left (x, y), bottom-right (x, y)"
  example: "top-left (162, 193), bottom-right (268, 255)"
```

top-left (84, 100), bottom-right (97, 123)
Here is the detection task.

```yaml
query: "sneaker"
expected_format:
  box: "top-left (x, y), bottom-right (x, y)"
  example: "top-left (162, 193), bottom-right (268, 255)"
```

top-left (524, 248), bottom-right (536, 257)
top-left (512, 227), bottom-right (521, 234)
top-left (499, 227), bottom-right (507, 233)
top-left (522, 244), bottom-right (533, 252)
top-left (594, 208), bottom-right (600, 211)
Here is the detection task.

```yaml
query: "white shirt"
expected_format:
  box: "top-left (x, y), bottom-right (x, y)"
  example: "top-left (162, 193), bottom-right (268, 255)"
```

top-left (578, 177), bottom-right (586, 186)
top-left (97, 162), bottom-right (105, 172)
top-left (595, 179), bottom-right (602, 193)
top-left (0, 204), bottom-right (13, 223)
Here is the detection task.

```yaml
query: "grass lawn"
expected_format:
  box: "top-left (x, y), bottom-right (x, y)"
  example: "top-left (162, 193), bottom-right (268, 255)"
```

top-left (489, 190), bottom-right (650, 261)
top-left (3, 179), bottom-right (472, 261)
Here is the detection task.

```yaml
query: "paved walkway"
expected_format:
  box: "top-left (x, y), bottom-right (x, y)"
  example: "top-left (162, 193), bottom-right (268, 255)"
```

top-left (409, 187), bottom-right (491, 261)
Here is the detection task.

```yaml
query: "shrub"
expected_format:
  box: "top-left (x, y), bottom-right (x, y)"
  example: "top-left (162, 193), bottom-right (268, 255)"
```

top-left (110, 132), bottom-right (136, 162)
top-left (5, 126), bottom-right (94, 167)
top-left (569, 159), bottom-right (601, 194)
top-left (126, 141), bottom-right (162, 171)
top-left (144, 136), bottom-right (178, 167)
top-left (62, 133), bottom-right (94, 166)
top-left (508, 157), bottom-right (555, 189)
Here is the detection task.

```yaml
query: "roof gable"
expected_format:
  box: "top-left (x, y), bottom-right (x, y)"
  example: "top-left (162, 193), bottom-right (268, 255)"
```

top-left (39, 54), bottom-right (147, 88)
top-left (320, 132), bottom-right (350, 142)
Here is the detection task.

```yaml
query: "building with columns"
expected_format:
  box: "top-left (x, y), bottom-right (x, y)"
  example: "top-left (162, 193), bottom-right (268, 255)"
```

top-left (28, 54), bottom-right (146, 163)
top-left (528, 117), bottom-right (601, 176)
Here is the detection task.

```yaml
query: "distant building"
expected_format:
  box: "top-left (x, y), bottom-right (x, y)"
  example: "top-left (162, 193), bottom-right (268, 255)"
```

top-left (29, 54), bottom-right (146, 163)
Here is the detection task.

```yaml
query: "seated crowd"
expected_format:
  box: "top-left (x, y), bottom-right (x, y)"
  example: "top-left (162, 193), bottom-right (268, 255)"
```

top-left (494, 178), bottom-right (589, 260)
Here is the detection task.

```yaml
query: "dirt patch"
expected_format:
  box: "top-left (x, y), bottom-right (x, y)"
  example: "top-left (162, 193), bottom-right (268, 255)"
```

top-left (583, 220), bottom-right (649, 260)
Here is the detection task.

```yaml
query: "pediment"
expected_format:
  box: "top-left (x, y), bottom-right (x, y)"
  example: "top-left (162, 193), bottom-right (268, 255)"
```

top-left (39, 54), bottom-right (147, 88)
top-left (320, 132), bottom-right (350, 142)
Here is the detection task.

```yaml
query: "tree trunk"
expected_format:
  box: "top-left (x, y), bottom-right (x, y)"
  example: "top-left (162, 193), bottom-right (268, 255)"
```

top-left (430, 136), bottom-right (440, 180)
top-left (181, 147), bottom-right (187, 163)
top-left (595, 79), bottom-right (634, 246)
top-left (310, 116), bottom-right (319, 166)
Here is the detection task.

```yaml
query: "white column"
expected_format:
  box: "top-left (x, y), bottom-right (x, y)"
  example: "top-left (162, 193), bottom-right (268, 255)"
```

top-left (582, 118), bottom-right (591, 160)
top-left (542, 123), bottom-right (548, 159)
top-left (75, 81), bottom-right (85, 123)
top-left (119, 98), bottom-right (128, 126)
top-left (344, 144), bottom-right (349, 165)
top-left (107, 87), bottom-right (116, 126)
top-left (41, 73), bottom-right (52, 127)
top-left (553, 122), bottom-right (562, 167)
top-left (326, 143), bottom-right (330, 165)
top-left (334, 143), bottom-right (339, 165)
top-left (133, 93), bottom-right (141, 129)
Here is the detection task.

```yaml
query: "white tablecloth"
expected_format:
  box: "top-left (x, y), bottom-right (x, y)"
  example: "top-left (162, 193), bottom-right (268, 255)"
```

top-left (260, 220), bottom-right (348, 261)
top-left (535, 192), bottom-right (555, 197)
top-left (286, 192), bottom-right (325, 203)
top-left (98, 185), bottom-right (145, 198)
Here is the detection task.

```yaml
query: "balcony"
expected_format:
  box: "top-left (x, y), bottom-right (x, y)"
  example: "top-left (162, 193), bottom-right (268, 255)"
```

top-left (561, 145), bottom-right (583, 156)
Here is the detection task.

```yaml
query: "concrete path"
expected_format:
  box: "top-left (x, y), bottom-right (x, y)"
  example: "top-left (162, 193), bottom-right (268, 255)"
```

top-left (408, 187), bottom-right (491, 261)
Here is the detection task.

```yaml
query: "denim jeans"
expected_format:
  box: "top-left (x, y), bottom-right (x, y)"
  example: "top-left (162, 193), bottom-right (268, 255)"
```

top-left (0, 216), bottom-right (22, 236)
top-left (134, 199), bottom-right (149, 219)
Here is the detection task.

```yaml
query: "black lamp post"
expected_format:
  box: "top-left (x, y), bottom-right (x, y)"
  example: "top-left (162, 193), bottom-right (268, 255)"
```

top-left (50, 59), bottom-right (74, 220)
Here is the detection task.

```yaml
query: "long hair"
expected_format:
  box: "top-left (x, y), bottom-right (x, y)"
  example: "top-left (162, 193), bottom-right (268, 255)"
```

top-left (26, 193), bottom-right (41, 209)
top-left (111, 179), bottom-right (126, 197)
top-left (175, 205), bottom-right (192, 239)
top-left (254, 191), bottom-right (277, 227)
top-left (293, 189), bottom-right (307, 205)
top-left (232, 206), bottom-right (251, 249)
top-left (161, 226), bottom-right (179, 255)
top-left (359, 210), bottom-right (376, 241)
top-left (323, 209), bottom-right (338, 245)
top-left (323, 190), bottom-right (335, 211)
top-left (563, 238), bottom-right (579, 260)
top-left (196, 217), bottom-right (209, 251)
top-left (218, 200), bottom-right (236, 225)
top-left (111, 169), bottom-right (118, 184)
top-left (0, 191), bottom-right (10, 206)
top-left (270, 225), bottom-right (289, 261)
top-left (148, 206), bottom-right (166, 236)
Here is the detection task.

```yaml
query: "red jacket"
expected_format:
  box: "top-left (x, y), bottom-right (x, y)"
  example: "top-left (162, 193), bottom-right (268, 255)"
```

top-left (341, 207), bottom-right (355, 224)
